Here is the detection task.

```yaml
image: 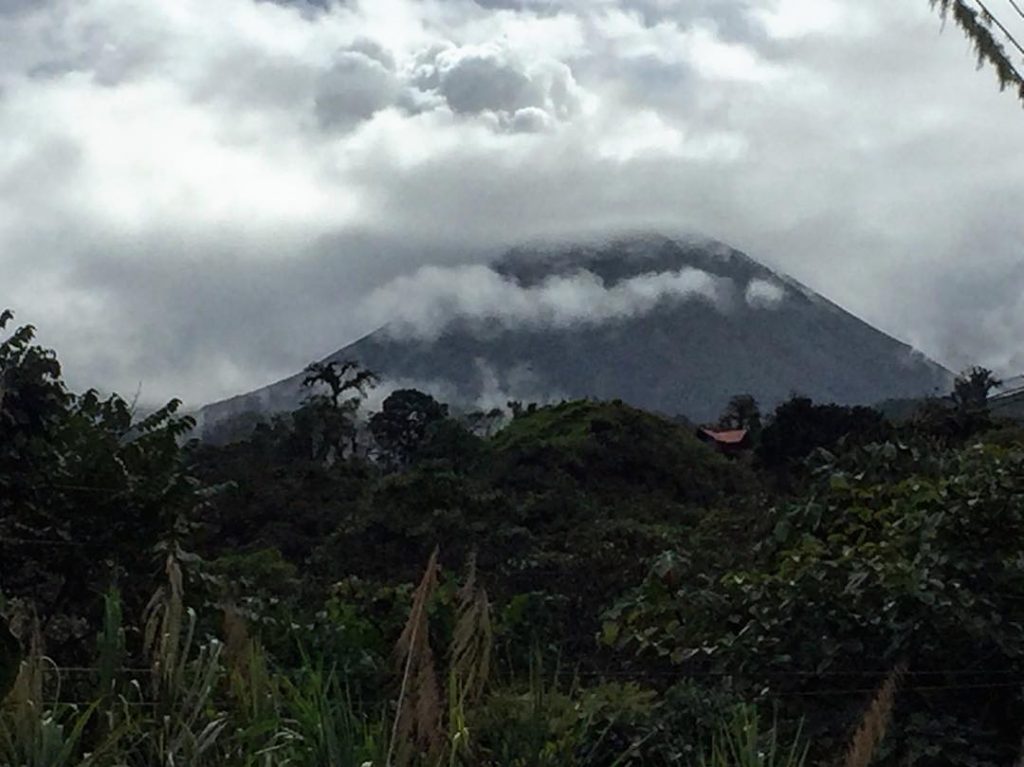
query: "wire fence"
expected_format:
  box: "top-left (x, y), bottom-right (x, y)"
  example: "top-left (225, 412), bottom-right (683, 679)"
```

top-left (13, 662), bottom-right (1024, 707)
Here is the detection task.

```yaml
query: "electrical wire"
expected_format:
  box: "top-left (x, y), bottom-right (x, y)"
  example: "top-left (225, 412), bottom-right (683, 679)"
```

top-left (1003, 0), bottom-right (1024, 23)
top-left (974, 0), bottom-right (1024, 57)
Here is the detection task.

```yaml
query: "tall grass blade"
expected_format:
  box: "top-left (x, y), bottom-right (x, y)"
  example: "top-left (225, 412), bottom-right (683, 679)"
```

top-left (843, 664), bottom-right (906, 767)
top-left (388, 546), bottom-right (442, 767)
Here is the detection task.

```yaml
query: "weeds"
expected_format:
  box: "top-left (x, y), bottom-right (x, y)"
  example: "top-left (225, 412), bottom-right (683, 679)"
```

top-left (0, 546), bottom-right (908, 767)
top-left (700, 704), bottom-right (808, 767)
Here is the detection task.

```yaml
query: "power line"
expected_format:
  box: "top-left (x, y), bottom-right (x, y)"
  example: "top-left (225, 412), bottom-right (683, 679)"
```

top-left (1004, 0), bottom-right (1024, 23)
top-left (38, 664), bottom-right (1024, 680)
top-left (975, 0), bottom-right (1024, 58)
top-left (777, 679), bottom-right (1024, 698)
top-left (28, 680), bottom-right (1024, 707)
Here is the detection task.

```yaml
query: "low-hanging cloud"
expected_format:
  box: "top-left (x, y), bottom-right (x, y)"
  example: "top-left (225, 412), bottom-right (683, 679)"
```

top-left (362, 358), bottom-right (563, 417)
top-left (745, 278), bottom-right (786, 309)
top-left (363, 263), bottom-right (730, 340)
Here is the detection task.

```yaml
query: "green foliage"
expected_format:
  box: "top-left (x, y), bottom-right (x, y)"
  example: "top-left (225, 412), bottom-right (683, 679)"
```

top-left (952, 366), bottom-right (1001, 412)
top-left (757, 396), bottom-right (891, 477)
top-left (718, 394), bottom-right (763, 435)
top-left (700, 704), bottom-right (808, 767)
top-left (370, 389), bottom-right (450, 469)
top-left (490, 399), bottom-right (747, 506)
top-left (0, 625), bottom-right (126, 767)
top-left (1, 311), bottom-right (201, 656)
top-left (0, 611), bottom-right (20, 704)
top-left (977, 423), bottom-right (1024, 447)
top-left (280, 662), bottom-right (386, 767)
top-left (470, 666), bottom-right (657, 767)
top-left (10, 307), bottom-right (1024, 765)
top-left (609, 440), bottom-right (1024, 763)
top-left (296, 359), bottom-right (378, 463)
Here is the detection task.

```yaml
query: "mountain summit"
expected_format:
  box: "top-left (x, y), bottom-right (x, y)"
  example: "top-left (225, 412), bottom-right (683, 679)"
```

top-left (199, 234), bottom-right (951, 433)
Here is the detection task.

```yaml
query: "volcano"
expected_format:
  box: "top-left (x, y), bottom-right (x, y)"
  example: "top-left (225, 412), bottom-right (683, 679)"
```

top-left (198, 234), bottom-right (951, 434)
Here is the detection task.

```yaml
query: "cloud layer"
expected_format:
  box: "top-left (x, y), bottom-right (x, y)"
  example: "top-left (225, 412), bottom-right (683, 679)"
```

top-left (1, 0), bottom-right (1022, 406)
top-left (364, 264), bottom-right (749, 339)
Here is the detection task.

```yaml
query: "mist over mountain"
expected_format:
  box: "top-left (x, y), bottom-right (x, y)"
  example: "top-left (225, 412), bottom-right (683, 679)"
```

top-left (198, 234), bottom-right (952, 433)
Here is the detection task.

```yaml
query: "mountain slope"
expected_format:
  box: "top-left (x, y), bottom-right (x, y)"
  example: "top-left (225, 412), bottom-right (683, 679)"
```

top-left (198, 234), bottom-right (952, 434)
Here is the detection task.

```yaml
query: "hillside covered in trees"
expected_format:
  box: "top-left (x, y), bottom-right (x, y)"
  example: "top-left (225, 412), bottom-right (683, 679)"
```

top-left (3, 308), bottom-right (1024, 766)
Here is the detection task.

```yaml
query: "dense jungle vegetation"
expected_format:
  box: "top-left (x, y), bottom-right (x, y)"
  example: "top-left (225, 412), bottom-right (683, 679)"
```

top-left (3, 308), bottom-right (1024, 766)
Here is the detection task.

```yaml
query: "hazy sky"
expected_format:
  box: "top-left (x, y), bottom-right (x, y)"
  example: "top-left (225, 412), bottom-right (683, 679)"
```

top-left (1, 0), bottom-right (1021, 407)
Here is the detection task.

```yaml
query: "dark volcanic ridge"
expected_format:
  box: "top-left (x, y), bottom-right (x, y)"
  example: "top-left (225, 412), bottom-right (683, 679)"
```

top-left (197, 233), bottom-right (952, 435)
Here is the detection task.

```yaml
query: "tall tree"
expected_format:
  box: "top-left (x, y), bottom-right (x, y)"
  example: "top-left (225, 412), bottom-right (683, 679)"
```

top-left (718, 394), bottom-right (762, 434)
top-left (952, 364), bottom-right (1002, 411)
top-left (0, 310), bottom-right (199, 657)
top-left (369, 389), bottom-right (449, 469)
top-left (296, 359), bottom-right (377, 461)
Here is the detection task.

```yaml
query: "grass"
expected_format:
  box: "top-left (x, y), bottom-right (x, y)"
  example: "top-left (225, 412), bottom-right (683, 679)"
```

top-left (0, 549), bottom-right (909, 767)
top-left (700, 705), bottom-right (808, 767)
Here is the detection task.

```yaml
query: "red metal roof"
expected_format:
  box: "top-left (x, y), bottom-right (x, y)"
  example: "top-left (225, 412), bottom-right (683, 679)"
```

top-left (699, 428), bottom-right (748, 445)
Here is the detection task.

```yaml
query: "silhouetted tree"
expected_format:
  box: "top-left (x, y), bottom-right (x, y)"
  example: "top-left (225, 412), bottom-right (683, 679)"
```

top-left (296, 360), bottom-right (377, 461)
top-left (718, 394), bottom-right (762, 434)
top-left (507, 400), bottom-right (539, 420)
top-left (953, 365), bottom-right (1001, 412)
top-left (302, 360), bottom-right (377, 408)
top-left (757, 396), bottom-right (890, 474)
top-left (465, 407), bottom-right (506, 437)
top-left (370, 389), bottom-right (449, 468)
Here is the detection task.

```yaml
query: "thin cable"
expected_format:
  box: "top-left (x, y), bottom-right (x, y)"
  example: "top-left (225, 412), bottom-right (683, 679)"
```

top-left (777, 679), bottom-right (1024, 698)
top-left (975, 0), bottom-right (1024, 58)
top-left (1004, 0), bottom-right (1024, 23)
top-left (41, 665), bottom-right (1024, 679)
top-left (34, 681), bottom-right (1024, 707)
top-left (0, 537), bottom-right (103, 547)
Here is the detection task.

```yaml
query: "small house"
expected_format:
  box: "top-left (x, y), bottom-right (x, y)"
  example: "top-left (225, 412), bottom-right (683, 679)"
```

top-left (697, 427), bottom-right (751, 455)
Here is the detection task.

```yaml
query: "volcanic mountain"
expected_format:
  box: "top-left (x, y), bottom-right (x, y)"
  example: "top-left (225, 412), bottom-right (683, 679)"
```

top-left (198, 234), bottom-right (952, 435)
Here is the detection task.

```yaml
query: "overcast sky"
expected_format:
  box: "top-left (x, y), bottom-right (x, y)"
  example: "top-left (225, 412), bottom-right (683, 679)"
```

top-left (1, 0), bottom-right (1021, 407)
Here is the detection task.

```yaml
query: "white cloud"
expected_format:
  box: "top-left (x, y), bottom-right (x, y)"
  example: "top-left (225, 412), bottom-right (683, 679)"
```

top-left (364, 358), bottom-right (563, 415)
top-left (745, 279), bottom-right (786, 309)
top-left (753, 0), bottom-right (876, 40)
top-left (364, 264), bottom-right (728, 340)
top-left (314, 49), bottom-right (399, 130)
top-left (406, 41), bottom-right (584, 131)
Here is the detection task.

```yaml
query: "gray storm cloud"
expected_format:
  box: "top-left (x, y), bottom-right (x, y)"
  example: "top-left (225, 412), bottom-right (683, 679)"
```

top-left (314, 49), bottom-right (400, 130)
top-left (363, 264), bottom-right (756, 340)
top-left (409, 42), bottom-right (583, 131)
top-left (1, 0), bottom-right (1022, 407)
